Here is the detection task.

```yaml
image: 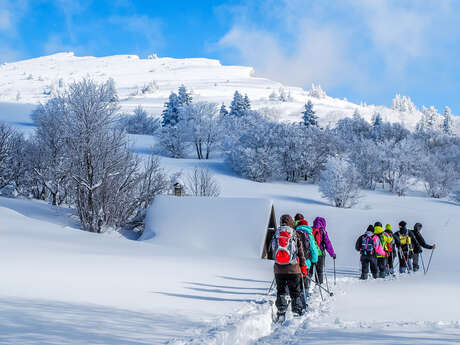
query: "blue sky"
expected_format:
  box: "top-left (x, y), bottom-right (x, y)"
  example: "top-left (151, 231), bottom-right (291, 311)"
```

top-left (1, 0), bottom-right (459, 115)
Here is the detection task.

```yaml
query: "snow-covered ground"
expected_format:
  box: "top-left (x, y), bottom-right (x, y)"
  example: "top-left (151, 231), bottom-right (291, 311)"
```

top-left (3, 52), bottom-right (458, 132)
top-left (1, 54), bottom-right (460, 344)
top-left (1, 152), bottom-right (459, 344)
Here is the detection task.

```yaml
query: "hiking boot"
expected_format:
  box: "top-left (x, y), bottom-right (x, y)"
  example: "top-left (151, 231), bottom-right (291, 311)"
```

top-left (275, 312), bottom-right (286, 323)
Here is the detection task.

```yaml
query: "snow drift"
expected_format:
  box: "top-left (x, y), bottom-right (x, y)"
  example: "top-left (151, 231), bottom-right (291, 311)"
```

top-left (141, 195), bottom-right (274, 259)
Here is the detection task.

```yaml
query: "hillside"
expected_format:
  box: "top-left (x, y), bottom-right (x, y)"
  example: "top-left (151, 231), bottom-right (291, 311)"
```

top-left (2, 52), bottom-right (456, 131)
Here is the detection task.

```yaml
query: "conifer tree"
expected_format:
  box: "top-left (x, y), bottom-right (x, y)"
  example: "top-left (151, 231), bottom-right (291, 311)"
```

top-left (302, 100), bottom-right (318, 127)
top-left (161, 92), bottom-right (180, 127)
top-left (219, 103), bottom-right (229, 117)
top-left (443, 106), bottom-right (454, 135)
top-left (178, 84), bottom-right (192, 105)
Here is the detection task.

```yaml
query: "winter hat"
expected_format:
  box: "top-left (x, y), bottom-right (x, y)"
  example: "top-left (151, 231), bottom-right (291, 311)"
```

top-left (385, 224), bottom-right (392, 231)
top-left (399, 221), bottom-right (407, 228)
top-left (366, 225), bottom-right (374, 233)
top-left (374, 221), bottom-right (383, 228)
top-left (414, 223), bottom-right (423, 231)
top-left (313, 217), bottom-right (327, 230)
top-left (297, 219), bottom-right (309, 226)
top-left (280, 214), bottom-right (295, 228)
top-left (294, 213), bottom-right (304, 221)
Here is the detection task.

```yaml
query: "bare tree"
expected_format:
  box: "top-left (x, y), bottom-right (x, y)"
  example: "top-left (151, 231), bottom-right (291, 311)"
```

top-left (0, 123), bottom-right (25, 192)
top-left (185, 166), bottom-right (220, 197)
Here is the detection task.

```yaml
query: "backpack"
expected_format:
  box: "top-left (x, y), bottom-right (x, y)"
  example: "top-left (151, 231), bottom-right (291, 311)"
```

top-left (312, 228), bottom-right (323, 255)
top-left (361, 235), bottom-right (375, 256)
top-left (378, 233), bottom-right (390, 252)
top-left (296, 230), bottom-right (312, 262)
top-left (399, 233), bottom-right (412, 251)
top-left (272, 226), bottom-right (298, 265)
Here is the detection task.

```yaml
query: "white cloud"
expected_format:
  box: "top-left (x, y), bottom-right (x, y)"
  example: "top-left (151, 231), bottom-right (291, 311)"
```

top-left (216, 0), bottom-right (457, 92)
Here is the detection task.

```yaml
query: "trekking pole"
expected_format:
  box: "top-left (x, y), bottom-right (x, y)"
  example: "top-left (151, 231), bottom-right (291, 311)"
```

top-left (333, 258), bottom-right (336, 286)
top-left (301, 276), bottom-right (308, 310)
top-left (305, 274), bottom-right (333, 297)
top-left (267, 278), bottom-right (275, 296)
top-left (324, 257), bottom-right (330, 293)
top-left (421, 253), bottom-right (427, 275)
top-left (314, 271), bottom-right (325, 301)
top-left (425, 248), bottom-right (435, 275)
top-left (398, 247), bottom-right (409, 273)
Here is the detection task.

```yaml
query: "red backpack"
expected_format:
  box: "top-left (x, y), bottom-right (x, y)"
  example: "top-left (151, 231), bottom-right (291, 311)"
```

top-left (272, 226), bottom-right (298, 265)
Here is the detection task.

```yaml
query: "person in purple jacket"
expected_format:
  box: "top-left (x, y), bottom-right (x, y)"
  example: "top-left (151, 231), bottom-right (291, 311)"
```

top-left (311, 217), bottom-right (336, 284)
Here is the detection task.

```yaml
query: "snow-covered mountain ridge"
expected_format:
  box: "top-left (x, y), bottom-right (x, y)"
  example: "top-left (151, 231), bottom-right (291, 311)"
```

top-left (0, 52), bottom-right (457, 131)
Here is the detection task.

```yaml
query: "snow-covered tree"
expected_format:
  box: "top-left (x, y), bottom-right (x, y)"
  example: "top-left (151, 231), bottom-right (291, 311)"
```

top-left (160, 125), bottom-right (188, 158)
top-left (120, 106), bottom-right (160, 135)
top-left (319, 157), bottom-right (361, 208)
top-left (302, 100), bottom-right (318, 127)
top-left (219, 103), bottom-right (229, 117)
top-left (443, 106), bottom-right (454, 135)
top-left (307, 84), bottom-right (326, 99)
top-left (391, 94), bottom-right (416, 112)
top-left (177, 84), bottom-right (192, 105)
top-left (416, 106), bottom-right (441, 133)
top-left (161, 92), bottom-right (181, 127)
top-left (230, 91), bottom-right (250, 117)
top-left (0, 123), bottom-right (25, 192)
top-left (372, 112), bottom-right (383, 141)
top-left (179, 102), bottom-right (220, 159)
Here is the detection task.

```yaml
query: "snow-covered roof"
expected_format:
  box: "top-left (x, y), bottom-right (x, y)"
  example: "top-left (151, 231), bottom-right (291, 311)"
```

top-left (141, 195), bottom-right (275, 259)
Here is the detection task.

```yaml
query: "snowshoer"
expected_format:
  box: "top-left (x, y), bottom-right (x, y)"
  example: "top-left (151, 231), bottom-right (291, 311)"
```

top-left (272, 214), bottom-right (307, 321)
top-left (384, 224), bottom-right (396, 275)
top-left (374, 222), bottom-right (391, 278)
top-left (311, 217), bottom-right (336, 285)
top-left (355, 225), bottom-right (386, 279)
top-left (393, 221), bottom-right (416, 273)
top-left (294, 215), bottom-right (319, 310)
top-left (410, 223), bottom-right (436, 272)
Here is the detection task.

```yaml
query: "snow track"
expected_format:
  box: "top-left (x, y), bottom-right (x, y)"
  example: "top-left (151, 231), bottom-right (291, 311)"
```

top-left (166, 273), bottom-right (460, 345)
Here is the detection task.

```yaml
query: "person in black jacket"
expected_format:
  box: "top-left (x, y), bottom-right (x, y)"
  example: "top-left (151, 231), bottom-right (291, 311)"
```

top-left (393, 221), bottom-right (417, 273)
top-left (410, 223), bottom-right (436, 272)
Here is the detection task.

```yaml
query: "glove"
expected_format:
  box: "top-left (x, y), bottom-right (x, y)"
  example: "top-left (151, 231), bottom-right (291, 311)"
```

top-left (333, 254), bottom-right (337, 260)
top-left (432, 244), bottom-right (436, 249)
top-left (300, 265), bottom-right (307, 277)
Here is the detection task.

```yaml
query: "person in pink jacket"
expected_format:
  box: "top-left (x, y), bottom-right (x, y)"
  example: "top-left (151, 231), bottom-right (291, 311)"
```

top-left (355, 225), bottom-right (386, 280)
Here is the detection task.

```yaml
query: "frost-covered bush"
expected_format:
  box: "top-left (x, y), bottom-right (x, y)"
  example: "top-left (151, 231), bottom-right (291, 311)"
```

top-left (0, 122), bottom-right (25, 192)
top-left (319, 157), bottom-right (361, 208)
top-left (185, 166), bottom-right (220, 197)
top-left (119, 106), bottom-right (160, 135)
top-left (307, 84), bottom-right (326, 99)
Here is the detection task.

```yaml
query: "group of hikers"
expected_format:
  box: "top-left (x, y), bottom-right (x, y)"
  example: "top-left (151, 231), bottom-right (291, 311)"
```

top-left (270, 214), bottom-right (435, 323)
top-left (356, 220), bottom-right (436, 280)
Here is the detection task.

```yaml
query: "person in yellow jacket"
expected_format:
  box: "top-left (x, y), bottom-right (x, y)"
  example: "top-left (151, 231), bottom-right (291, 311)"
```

top-left (384, 224), bottom-right (396, 275)
top-left (373, 222), bottom-right (391, 278)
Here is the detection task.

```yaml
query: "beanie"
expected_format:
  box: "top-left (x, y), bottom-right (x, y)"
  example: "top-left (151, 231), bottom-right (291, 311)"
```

top-left (294, 213), bottom-right (304, 221)
top-left (374, 221), bottom-right (383, 228)
top-left (385, 224), bottom-right (392, 231)
top-left (297, 219), bottom-right (308, 226)
top-left (414, 223), bottom-right (423, 231)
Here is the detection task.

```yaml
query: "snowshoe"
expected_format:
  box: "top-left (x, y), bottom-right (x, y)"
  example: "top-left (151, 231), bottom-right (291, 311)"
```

top-left (274, 312), bottom-right (286, 324)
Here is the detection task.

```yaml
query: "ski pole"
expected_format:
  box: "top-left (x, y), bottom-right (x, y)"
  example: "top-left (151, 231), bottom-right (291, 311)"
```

top-left (301, 276), bottom-right (308, 310)
top-left (425, 248), bottom-right (435, 275)
top-left (421, 253), bottom-right (426, 275)
top-left (305, 274), bottom-right (333, 296)
top-left (324, 257), bottom-right (330, 293)
top-left (314, 271), bottom-right (325, 301)
top-left (267, 278), bottom-right (275, 296)
top-left (333, 258), bottom-right (336, 286)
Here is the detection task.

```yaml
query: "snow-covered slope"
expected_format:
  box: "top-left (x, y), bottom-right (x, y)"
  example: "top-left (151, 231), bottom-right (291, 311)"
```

top-left (1, 156), bottom-right (460, 344)
top-left (1, 52), bottom-right (450, 130)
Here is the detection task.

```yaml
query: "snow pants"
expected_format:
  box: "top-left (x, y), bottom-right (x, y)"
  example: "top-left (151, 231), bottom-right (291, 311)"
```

top-left (310, 254), bottom-right (325, 284)
top-left (397, 250), bottom-right (413, 273)
top-left (376, 257), bottom-right (387, 278)
top-left (275, 274), bottom-right (302, 315)
top-left (387, 251), bottom-right (395, 274)
top-left (299, 276), bottom-right (310, 310)
top-left (413, 253), bottom-right (420, 272)
top-left (360, 255), bottom-right (378, 279)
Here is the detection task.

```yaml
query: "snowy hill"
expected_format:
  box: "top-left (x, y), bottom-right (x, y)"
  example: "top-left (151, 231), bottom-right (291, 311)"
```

top-left (2, 52), bottom-right (457, 130)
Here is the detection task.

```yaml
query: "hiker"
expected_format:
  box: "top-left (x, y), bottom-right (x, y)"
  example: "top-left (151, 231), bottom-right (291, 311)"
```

top-left (384, 224), bottom-right (396, 275)
top-left (410, 223), bottom-right (436, 272)
top-left (294, 214), bottom-right (319, 310)
top-left (374, 222), bottom-right (392, 278)
top-left (272, 214), bottom-right (307, 320)
top-left (311, 217), bottom-right (336, 285)
top-left (393, 221), bottom-right (416, 273)
top-left (355, 225), bottom-right (386, 279)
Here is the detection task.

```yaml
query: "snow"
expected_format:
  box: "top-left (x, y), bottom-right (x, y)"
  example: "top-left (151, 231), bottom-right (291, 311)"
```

top-left (1, 157), bottom-right (460, 344)
top-left (2, 52), bottom-right (458, 131)
top-left (1, 53), bottom-right (460, 344)
top-left (142, 195), bottom-right (273, 259)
